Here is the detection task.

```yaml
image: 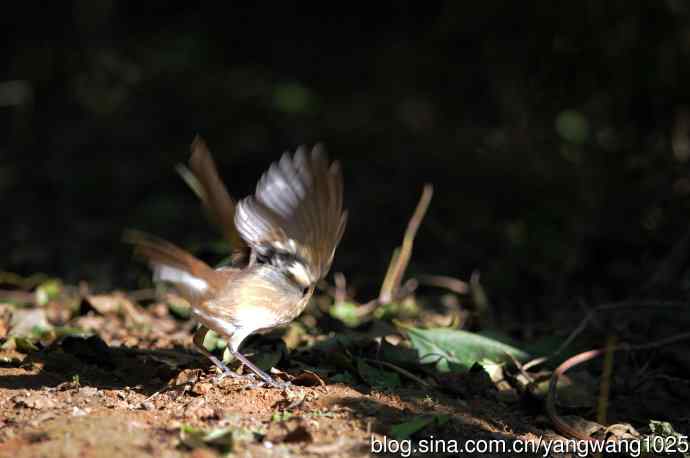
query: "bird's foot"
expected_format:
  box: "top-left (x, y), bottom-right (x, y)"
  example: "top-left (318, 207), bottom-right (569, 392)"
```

top-left (238, 375), bottom-right (291, 390)
top-left (225, 347), bottom-right (293, 389)
top-left (267, 379), bottom-right (292, 390)
top-left (212, 367), bottom-right (256, 385)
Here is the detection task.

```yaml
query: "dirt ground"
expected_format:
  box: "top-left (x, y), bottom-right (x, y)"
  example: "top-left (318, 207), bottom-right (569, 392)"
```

top-left (0, 292), bottom-right (567, 458)
top-left (0, 361), bottom-right (530, 458)
top-left (1, 288), bottom-right (688, 458)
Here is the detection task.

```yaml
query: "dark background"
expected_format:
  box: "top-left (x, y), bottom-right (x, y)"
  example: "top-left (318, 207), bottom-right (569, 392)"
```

top-left (3, 1), bottom-right (690, 327)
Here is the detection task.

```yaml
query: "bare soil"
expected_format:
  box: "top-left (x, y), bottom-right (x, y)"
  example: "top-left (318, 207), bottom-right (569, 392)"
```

top-left (0, 301), bottom-right (559, 458)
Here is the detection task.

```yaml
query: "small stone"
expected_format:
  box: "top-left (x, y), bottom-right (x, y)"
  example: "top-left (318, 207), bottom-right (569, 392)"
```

top-left (192, 382), bottom-right (212, 395)
top-left (140, 401), bottom-right (155, 411)
top-left (196, 406), bottom-right (215, 419)
top-left (174, 368), bottom-right (202, 386)
top-left (80, 386), bottom-right (99, 397)
top-left (190, 449), bottom-right (217, 458)
top-left (183, 397), bottom-right (216, 420)
top-left (13, 394), bottom-right (56, 410)
top-left (54, 381), bottom-right (80, 392)
top-left (168, 420), bottom-right (182, 430)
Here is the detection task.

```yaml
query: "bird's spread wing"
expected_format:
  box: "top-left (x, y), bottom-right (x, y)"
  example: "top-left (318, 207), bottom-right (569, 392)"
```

top-left (234, 145), bottom-right (347, 287)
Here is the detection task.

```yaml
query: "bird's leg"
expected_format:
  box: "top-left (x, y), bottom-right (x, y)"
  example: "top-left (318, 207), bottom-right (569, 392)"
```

top-left (226, 345), bottom-right (290, 390)
top-left (192, 326), bottom-right (254, 382)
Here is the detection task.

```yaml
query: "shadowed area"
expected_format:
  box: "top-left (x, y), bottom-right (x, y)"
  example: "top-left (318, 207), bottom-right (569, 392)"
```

top-left (3, 2), bottom-right (690, 457)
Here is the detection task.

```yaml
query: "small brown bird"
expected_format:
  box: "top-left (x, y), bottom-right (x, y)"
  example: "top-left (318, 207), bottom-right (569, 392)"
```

top-left (127, 138), bottom-right (347, 388)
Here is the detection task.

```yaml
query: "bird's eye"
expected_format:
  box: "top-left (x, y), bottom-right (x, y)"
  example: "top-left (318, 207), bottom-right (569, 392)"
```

top-left (302, 287), bottom-right (309, 295)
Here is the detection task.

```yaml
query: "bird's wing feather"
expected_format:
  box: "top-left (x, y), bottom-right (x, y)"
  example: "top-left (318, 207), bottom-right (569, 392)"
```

top-left (234, 145), bottom-right (347, 286)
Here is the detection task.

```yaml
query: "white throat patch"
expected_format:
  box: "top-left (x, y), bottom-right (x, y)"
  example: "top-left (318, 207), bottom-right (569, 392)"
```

top-left (287, 261), bottom-right (313, 288)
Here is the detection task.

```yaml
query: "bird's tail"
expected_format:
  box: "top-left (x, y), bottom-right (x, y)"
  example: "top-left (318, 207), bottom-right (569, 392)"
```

top-left (124, 230), bottom-right (228, 302)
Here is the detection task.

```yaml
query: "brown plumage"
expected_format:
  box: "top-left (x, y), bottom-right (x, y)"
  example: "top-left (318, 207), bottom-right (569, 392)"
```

top-left (126, 138), bottom-right (346, 388)
top-left (187, 136), bottom-right (248, 264)
top-left (125, 230), bottom-right (230, 298)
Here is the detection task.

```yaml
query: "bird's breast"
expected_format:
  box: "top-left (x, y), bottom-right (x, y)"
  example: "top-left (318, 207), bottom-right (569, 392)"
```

top-left (203, 264), bottom-right (311, 332)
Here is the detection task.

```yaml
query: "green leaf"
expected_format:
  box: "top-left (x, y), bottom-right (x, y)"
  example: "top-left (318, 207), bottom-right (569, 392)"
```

top-left (329, 301), bottom-right (362, 327)
top-left (4, 336), bottom-right (39, 353)
top-left (390, 417), bottom-right (434, 440)
top-left (222, 346), bottom-right (233, 365)
top-left (330, 371), bottom-right (355, 384)
top-left (54, 326), bottom-right (90, 339)
top-left (179, 425), bottom-right (234, 453)
top-left (477, 359), bottom-right (505, 383)
top-left (251, 350), bottom-right (282, 372)
top-left (216, 338), bottom-right (227, 351)
top-left (650, 420), bottom-right (677, 436)
top-left (35, 279), bottom-right (62, 306)
top-left (273, 82), bottom-right (315, 114)
top-left (202, 330), bottom-right (222, 352)
top-left (357, 359), bottom-right (401, 389)
top-left (30, 323), bottom-right (53, 338)
top-left (646, 421), bottom-right (690, 458)
top-left (555, 109), bottom-right (590, 144)
top-left (271, 410), bottom-right (294, 422)
top-left (390, 415), bottom-right (450, 440)
top-left (378, 339), bottom-right (420, 367)
top-left (166, 298), bottom-right (191, 319)
top-left (373, 300), bottom-right (419, 320)
top-left (402, 326), bottom-right (530, 372)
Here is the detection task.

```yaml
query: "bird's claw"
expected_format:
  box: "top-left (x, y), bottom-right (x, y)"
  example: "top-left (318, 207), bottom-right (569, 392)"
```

top-left (245, 378), bottom-right (291, 390)
top-left (270, 379), bottom-right (292, 390)
top-left (212, 369), bottom-right (256, 385)
top-left (210, 365), bottom-right (290, 390)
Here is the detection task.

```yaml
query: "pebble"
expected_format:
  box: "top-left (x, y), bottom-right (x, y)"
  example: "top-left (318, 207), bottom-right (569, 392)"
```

top-left (192, 382), bottom-right (212, 395)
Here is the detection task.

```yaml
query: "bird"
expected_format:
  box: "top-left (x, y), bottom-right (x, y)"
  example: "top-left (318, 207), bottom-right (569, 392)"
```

top-left (126, 137), bottom-right (347, 388)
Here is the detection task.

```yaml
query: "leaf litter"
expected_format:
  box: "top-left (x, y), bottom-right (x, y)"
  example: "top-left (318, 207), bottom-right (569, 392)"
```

top-left (0, 185), bottom-right (689, 456)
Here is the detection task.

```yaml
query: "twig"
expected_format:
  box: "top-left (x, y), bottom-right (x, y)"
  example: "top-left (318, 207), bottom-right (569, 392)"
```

top-left (334, 272), bottom-right (347, 305)
top-left (379, 184), bottom-right (433, 303)
top-left (127, 288), bottom-right (158, 302)
top-left (522, 300), bottom-right (688, 371)
top-left (0, 290), bottom-right (35, 304)
top-left (361, 357), bottom-right (435, 388)
top-left (623, 330), bottom-right (690, 351)
top-left (521, 357), bottom-right (549, 372)
top-left (505, 351), bottom-right (536, 385)
top-left (547, 348), bottom-right (605, 442)
top-left (0, 272), bottom-right (49, 290)
top-left (143, 385), bottom-right (169, 402)
top-left (321, 187), bottom-right (431, 319)
top-left (469, 271), bottom-right (494, 327)
top-left (357, 279), bottom-right (419, 317)
top-left (417, 275), bottom-right (469, 295)
top-left (596, 335), bottom-right (616, 426)
top-left (546, 330), bottom-right (690, 441)
top-left (380, 248), bottom-right (401, 301)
